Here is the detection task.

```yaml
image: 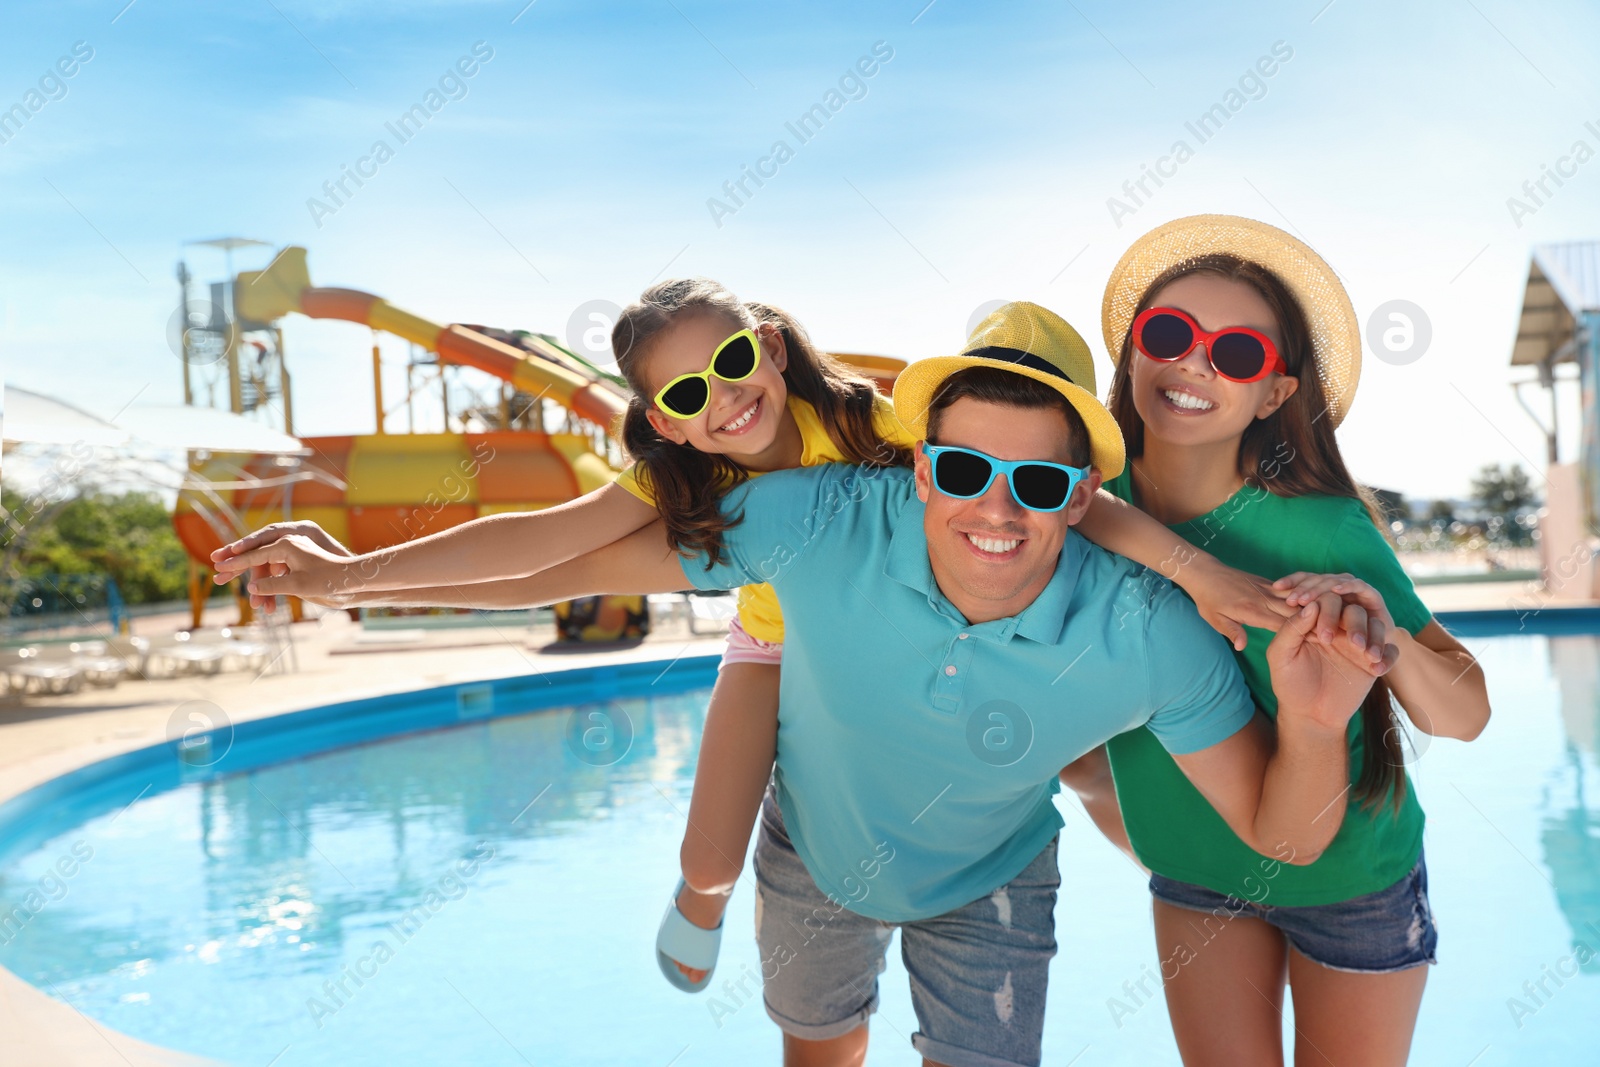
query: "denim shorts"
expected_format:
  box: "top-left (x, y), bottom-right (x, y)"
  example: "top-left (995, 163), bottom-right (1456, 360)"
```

top-left (1148, 850), bottom-right (1438, 974)
top-left (751, 789), bottom-right (1061, 1067)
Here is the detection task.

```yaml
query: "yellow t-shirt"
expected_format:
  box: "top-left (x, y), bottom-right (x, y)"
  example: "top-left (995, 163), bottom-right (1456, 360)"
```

top-left (612, 393), bottom-right (916, 643)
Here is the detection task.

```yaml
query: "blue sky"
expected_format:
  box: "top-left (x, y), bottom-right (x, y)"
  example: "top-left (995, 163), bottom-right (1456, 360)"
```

top-left (4, 0), bottom-right (1600, 499)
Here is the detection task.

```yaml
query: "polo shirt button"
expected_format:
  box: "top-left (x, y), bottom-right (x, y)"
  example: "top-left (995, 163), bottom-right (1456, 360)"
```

top-left (944, 665), bottom-right (957, 676)
top-left (958, 633), bottom-right (970, 640)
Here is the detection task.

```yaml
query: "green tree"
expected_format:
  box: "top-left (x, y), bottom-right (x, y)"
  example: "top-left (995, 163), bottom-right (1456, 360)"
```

top-left (1470, 463), bottom-right (1538, 545)
top-left (1, 487), bottom-right (214, 606)
top-left (1470, 464), bottom-right (1537, 514)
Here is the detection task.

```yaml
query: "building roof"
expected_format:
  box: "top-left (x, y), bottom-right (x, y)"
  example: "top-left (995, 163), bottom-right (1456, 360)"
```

top-left (1511, 241), bottom-right (1600, 367)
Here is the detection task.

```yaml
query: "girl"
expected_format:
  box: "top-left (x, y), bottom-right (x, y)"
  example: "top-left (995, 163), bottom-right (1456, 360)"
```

top-left (215, 277), bottom-right (1289, 996)
top-left (216, 278), bottom-right (915, 992)
top-left (1061, 215), bottom-right (1492, 1066)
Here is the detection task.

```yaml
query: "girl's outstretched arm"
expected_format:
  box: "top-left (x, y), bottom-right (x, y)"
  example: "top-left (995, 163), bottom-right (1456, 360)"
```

top-left (1276, 572), bottom-right (1490, 741)
top-left (1076, 490), bottom-right (1296, 650)
top-left (248, 517), bottom-right (693, 610)
top-left (215, 482), bottom-right (659, 607)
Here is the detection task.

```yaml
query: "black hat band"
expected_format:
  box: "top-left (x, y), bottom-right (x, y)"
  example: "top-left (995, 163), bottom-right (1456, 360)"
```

top-left (964, 346), bottom-right (1075, 387)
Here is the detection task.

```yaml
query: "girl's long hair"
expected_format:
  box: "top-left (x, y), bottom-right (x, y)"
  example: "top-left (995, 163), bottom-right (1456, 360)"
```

top-left (1105, 253), bottom-right (1408, 813)
top-left (612, 278), bottom-right (910, 566)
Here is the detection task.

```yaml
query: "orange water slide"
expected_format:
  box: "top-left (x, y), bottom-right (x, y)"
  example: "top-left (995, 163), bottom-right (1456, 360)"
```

top-left (235, 247), bottom-right (626, 429)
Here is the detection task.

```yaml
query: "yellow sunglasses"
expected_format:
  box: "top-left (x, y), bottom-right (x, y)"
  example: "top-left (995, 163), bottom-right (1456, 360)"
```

top-left (652, 329), bottom-right (762, 419)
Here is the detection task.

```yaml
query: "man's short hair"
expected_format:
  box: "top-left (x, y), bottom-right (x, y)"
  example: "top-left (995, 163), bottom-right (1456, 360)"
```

top-left (924, 366), bottom-right (1092, 468)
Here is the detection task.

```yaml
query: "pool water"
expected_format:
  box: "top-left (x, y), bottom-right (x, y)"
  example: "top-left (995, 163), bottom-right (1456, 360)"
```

top-left (0, 634), bottom-right (1597, 1065)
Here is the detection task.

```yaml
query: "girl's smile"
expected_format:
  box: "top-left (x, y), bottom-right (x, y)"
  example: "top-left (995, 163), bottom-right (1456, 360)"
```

top-left (640, 312), bottom-right (802, 470)
top-left (712, 394), bottom-right (764, 436)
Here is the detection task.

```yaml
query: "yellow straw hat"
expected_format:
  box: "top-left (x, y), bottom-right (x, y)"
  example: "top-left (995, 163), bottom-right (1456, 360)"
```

top-left (1101, 214), bottom-right (1361, 427)
top-left (892, 301), bottom-right (1126, 478)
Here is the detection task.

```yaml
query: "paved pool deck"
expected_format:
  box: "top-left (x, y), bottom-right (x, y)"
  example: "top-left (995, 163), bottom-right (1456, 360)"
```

top-left (0, 577), bottom-right (1574, 1065)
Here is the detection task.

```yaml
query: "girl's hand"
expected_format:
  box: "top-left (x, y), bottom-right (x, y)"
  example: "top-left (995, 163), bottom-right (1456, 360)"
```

top-left (216, 535), bottom-right (360, 614)
top-left (212, 521), bottom-right (354, 566)
top-left (1268, 594), bottom-right (1398, 735)
top-left (211, 522), bottom-right (356, 612)
top-left (1184, 559), bottom-right (1300, 651)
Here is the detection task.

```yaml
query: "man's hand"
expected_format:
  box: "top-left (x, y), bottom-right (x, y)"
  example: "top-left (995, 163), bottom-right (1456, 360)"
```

top-left (1173, 593), bottom-right (1398, 865)
top-left (212, 533), bottom-right (362, 614)
top-left (1268, 594), bottom-right (1397, 735)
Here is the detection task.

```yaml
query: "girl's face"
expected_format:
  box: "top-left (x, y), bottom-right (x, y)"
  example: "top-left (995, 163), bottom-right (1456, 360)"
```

top-left (640, 312), bottom-right (791, 458)
top-left (1128, 272), bottom-right (1300, 448)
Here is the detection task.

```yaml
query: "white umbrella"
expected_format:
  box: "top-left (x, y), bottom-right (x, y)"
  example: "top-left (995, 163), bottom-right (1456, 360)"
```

top-left (116, 405), bottom-right (306, 454)
top-left (2, 386), bottom-right (131, 447)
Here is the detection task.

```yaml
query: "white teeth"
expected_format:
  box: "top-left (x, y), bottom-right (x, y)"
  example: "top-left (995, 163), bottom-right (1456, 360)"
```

top-left (1163, 389), bottom-right (1215, 411)
top-left (966, 533), bottom-right (1021, 554)
top-left (720, 400), bottom-right (759, 431)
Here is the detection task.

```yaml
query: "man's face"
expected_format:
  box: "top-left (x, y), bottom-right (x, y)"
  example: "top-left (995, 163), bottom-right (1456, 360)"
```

top-left (914, 396), bottom-right (1101, 625)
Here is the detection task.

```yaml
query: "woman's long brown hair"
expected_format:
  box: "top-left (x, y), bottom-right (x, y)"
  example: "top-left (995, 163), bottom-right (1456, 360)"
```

top-left (612, 278), bottom-right (910, 567)
top-left (1105, 253), bottom-right (1409, 813)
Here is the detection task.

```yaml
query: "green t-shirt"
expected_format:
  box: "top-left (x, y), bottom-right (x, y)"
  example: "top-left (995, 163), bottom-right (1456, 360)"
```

top-left (1104, 466), bottom-right (1433, 906)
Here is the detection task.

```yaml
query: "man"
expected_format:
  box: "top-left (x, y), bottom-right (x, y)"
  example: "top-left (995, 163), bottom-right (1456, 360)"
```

top-left (229, 303), bottom-right (1390, 1067)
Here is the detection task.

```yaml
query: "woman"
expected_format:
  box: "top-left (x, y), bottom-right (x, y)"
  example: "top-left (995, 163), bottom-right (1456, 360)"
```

top-left (1061, 215), bottom-right (1491, 1066)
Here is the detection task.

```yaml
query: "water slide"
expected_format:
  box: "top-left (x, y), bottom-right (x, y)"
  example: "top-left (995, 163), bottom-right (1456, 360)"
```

top-left (235, 246), bottom-right (905, 409)
top-left (173, 248), bottom-right (635, 596)
top-left (235, 246), bottom-right (627, 437)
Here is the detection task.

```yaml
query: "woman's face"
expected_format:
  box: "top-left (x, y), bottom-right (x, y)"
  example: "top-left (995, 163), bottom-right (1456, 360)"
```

top-left (639, 312), bottom-right (791, 458)
top-left (1128, 272), bottom-right (1299, 449)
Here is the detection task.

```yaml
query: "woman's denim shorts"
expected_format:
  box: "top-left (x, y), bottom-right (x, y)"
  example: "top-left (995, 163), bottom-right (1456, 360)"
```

top-left (1148, 850), bottom-right (1438, 974)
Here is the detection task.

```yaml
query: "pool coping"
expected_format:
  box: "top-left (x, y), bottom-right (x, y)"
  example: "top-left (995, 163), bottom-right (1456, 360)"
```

top-left (1433, 605), bottom-right (1600, 636)
top-left (0, 630), bottom-right (725, 1067)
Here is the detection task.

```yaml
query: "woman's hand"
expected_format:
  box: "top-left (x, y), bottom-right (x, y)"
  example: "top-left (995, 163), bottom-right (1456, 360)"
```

top-left (1273, 571), bottom-right (1395, 666)
top-left (1281, 576), bottom-right (1492, 746)
top-left (1182, 559), bottom-right (1300, 651)
top-left (1268, 594), bottom-right (1398, 735)
top-left (1274, 571), bottom-right (1393, 626)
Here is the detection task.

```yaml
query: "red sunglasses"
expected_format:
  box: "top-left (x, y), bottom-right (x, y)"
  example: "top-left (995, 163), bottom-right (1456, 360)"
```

top-left (1131, 307), bottom-right (1287, 384)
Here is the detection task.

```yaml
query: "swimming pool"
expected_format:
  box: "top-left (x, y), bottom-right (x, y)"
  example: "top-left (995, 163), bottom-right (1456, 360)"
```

top-left (0, 630), bottom-right (1595, 1065)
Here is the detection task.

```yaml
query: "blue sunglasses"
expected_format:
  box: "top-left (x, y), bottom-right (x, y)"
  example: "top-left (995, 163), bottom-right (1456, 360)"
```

top-left (920, 444), bottom-right (1089, 513)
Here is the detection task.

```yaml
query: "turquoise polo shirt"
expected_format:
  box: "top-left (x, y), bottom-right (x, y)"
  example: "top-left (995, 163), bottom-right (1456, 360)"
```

top-left (680, 464), bottom-right (1256, 922)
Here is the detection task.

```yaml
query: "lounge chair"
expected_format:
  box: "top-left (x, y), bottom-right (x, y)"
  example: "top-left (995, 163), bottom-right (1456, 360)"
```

top-left (146, 632), bottom-right (227, 676)
top-left (64, 641), bottom-right (130, 687)
top-left (0, 647), bottom-right (85, 694)
top-left (104, 635), bottom-right (151, 679)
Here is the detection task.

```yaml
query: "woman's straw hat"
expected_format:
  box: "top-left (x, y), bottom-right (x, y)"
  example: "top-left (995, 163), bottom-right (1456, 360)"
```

top-left (1101, 214), bottom-right (1361, 427)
